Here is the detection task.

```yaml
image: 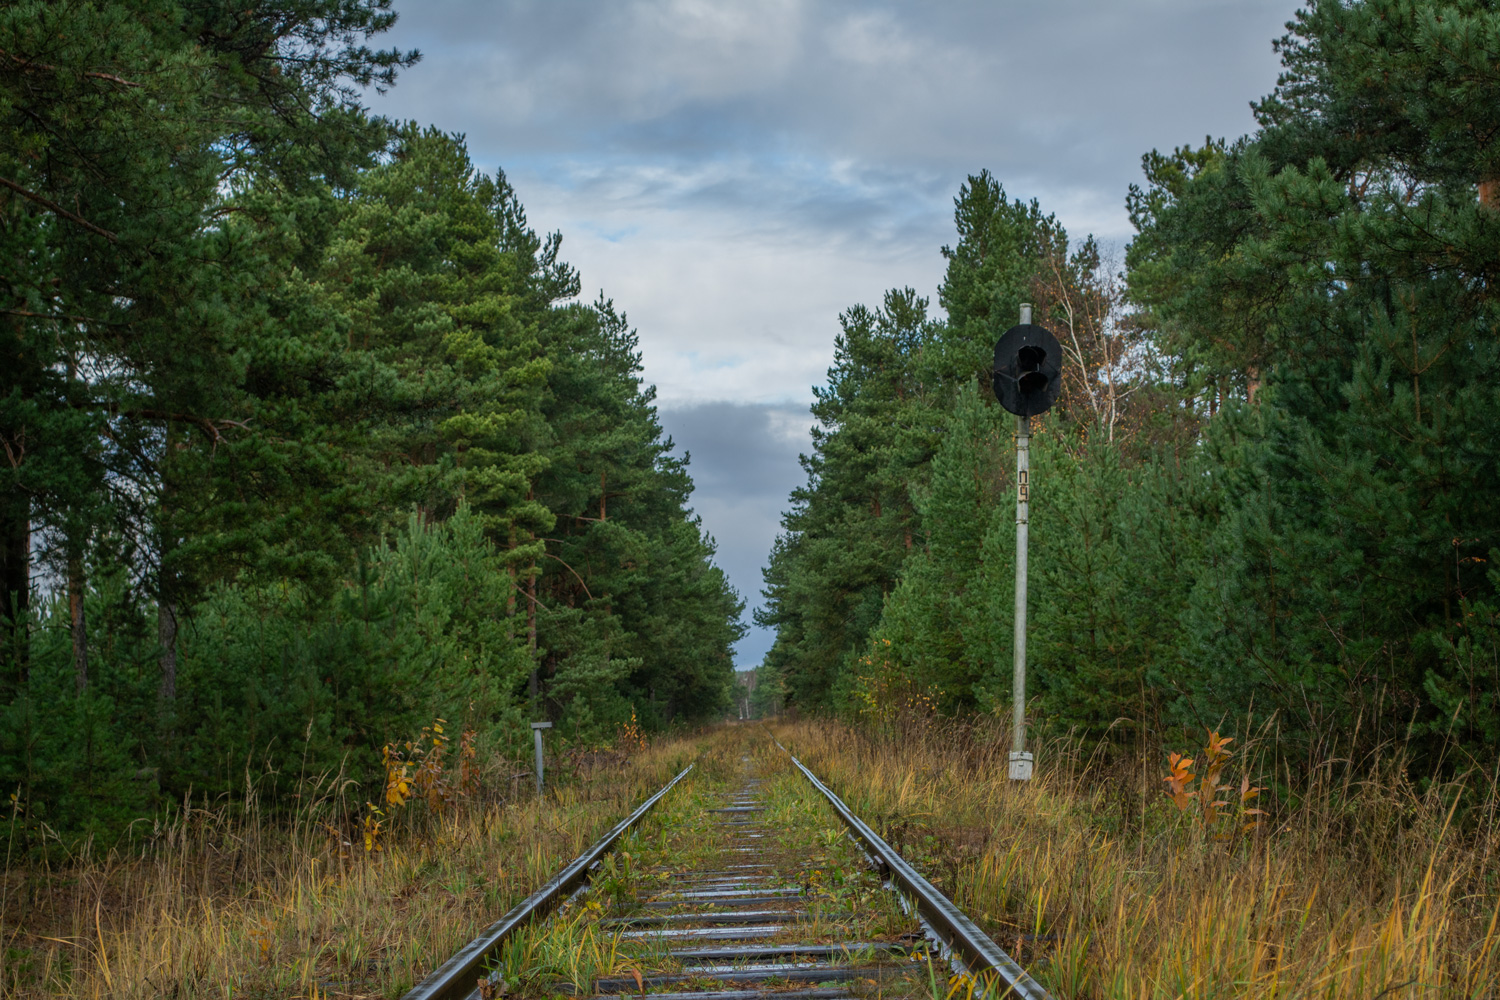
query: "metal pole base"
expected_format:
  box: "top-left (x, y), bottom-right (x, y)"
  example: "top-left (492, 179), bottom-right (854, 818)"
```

top-left (531, 720), bottom-right (552, 795)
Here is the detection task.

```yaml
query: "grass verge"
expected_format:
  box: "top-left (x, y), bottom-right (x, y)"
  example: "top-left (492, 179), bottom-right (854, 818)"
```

top-left (1, 732), bottom-right (698, 998)
top-left (769, 717), bottom-right (1500, 999)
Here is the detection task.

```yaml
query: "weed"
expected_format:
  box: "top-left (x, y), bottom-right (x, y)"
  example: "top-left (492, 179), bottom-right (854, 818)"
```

top-left (1163, 729), bottom-right (1266, 838)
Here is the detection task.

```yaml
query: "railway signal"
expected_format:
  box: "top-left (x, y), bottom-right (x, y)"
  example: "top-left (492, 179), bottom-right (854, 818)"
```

top-left (993, 304), bottom-right (1062, 781)
top-left (992, 311), bottom-right (1063, 417)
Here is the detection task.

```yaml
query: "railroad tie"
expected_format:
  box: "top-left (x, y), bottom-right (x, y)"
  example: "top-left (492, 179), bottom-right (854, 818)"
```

top-left (400, 738), bottom-right (1052, 1000)
top-left (584, 758), bottom-right (920, 998)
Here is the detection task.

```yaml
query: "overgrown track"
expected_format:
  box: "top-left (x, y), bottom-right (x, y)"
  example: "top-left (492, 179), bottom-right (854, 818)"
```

top-left (402, 731), bottom-right (1051, 1000)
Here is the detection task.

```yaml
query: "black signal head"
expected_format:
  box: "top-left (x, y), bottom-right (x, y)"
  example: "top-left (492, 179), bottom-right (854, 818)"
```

top-left (992, 323), bottom-right (1062, 417)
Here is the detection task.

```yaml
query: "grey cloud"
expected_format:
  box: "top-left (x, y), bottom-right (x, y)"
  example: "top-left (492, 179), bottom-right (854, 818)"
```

top-left (375, 0), bottom-right (1292, 241)
top-left (663, 401), bottom-right (808, 499)
top-left (658, 401), bottom-right (812, 665)
top-left (539, 157), bottom-right (950, 258)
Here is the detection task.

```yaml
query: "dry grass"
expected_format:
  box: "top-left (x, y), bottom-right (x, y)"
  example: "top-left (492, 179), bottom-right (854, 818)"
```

top-left (769, 717), bottom-right (1500, 1000)
top-left (0, 733), bottom-right (700, 999)
top-left (8, 717), bottom-right (1498, 999)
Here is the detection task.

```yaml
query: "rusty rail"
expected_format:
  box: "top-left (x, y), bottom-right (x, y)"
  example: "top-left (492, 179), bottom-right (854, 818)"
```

top-left (400, 762), bottom-right (694, 1000)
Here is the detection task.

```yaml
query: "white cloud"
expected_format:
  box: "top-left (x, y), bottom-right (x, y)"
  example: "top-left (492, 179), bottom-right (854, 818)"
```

top-left (559, 218), bottom-right (940, 407)
top-left (513, 156), bottom-right (947, 408)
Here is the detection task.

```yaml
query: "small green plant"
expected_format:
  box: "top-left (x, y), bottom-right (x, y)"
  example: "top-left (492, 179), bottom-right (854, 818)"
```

top-left (593, 851), bottom-right (639, 910)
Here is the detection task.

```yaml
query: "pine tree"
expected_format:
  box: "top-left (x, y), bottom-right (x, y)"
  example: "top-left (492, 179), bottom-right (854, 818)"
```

top-left (758, 290), bottom-right (937, 710)
top-left (1, 10), bottom-right (744, 844)
top-left (0, 0), bottom-right (414, 697)
top-left (1127, 0), bottom-right (1500, 767)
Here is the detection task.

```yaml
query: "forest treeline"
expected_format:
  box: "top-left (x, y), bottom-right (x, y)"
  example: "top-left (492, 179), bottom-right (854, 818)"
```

top-left (759, 0), bottom-right (1500, 775)
top-left (1, 1), bottom-right (741, 846)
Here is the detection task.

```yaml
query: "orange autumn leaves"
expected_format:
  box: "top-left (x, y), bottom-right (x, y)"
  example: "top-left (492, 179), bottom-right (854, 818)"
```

top-left (1165, 730), bottom-right (1266, 838)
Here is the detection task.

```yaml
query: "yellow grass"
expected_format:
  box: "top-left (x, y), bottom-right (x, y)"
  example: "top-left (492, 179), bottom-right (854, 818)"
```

top-left (1, 735), bottom-right (699, 998)
top-left (769, 717), bottom-right (1500, 1000)
top-left (7, 718), bottom-right (1498, 999)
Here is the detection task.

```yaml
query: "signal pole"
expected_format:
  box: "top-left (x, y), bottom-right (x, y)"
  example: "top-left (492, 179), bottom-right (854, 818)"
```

top-left (992, 301), bottom-right (1059, 781)
top-left (1009, 303), bottom-right (1034, 781)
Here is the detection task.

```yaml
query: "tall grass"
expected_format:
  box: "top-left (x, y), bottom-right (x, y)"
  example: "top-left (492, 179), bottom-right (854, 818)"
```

top-left (770, 717), bottom-right (1500, 999)
top-left (11, 718), bottom-right (1496, 998)
top-left (0, 733), bottom-right (699, 998)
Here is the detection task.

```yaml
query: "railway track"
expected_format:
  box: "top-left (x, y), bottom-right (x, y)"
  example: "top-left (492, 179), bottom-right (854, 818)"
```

top-left (404, 731), bottom-right (1051, 1000)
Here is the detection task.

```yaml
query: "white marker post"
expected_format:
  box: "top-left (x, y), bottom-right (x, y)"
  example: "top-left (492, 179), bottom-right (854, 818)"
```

top-left (1009, 303), bottom-right (1035, 782)
top-left (531, 721), bottom-right (552, 795)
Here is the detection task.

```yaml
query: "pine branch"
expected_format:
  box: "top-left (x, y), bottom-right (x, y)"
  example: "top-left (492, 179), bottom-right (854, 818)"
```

top-left (79, 402), bottom-right (252, 449)
top-left (115, 408), bottom-right (251, 445)
top-left (2, 308), bottom-right (113, 325)
top-left (538, 548), bottom-right (595, 600)
top-left (0, 429), bottom-right (24, 469)
top-left (1, 48), bottom-right (141, 88)
top-left (0, 176), bottom-right (119, 243)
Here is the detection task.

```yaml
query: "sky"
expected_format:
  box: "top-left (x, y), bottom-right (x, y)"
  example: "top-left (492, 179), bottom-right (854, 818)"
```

top-left (364, 0), bottom-right (1296, 665)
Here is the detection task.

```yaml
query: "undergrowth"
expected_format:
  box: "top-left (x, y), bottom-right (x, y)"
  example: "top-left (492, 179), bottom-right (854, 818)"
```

top-left (770, 716), bottom-right (1500, 999)
top-left (11, 716), bottom-right (1495, 999)
top-left (0, 724), bottom-right (699, 998)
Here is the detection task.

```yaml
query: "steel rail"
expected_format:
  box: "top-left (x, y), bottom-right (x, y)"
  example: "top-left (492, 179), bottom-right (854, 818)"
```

top-left (401, 762), bottom-right (694, 1000)
top-left (771, 738), bottom-right (1053, 1000)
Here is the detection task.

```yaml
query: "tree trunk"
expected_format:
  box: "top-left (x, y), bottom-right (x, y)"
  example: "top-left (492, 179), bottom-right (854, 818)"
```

top-left (1, 497), bottom-right (29, 688)
top-left (506, 524), bottom-right (517, 638)
top-left (158, 598), bottom-right (177, 703)
top-left (1480, 178), bottom-right (1500, 209)
top-left (527, 560), bottom-right (538, 702)
top-left (158, 419), bottom-right (179, 708)
top-left (68, 541), bottom-right (87, 693)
